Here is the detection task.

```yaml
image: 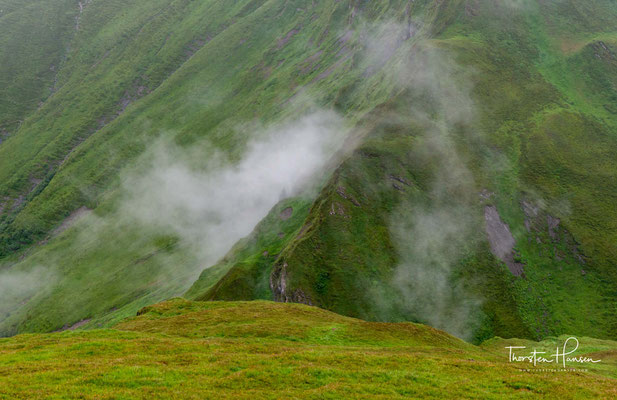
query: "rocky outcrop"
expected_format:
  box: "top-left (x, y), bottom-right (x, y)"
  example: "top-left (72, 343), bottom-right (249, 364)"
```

top-left (547, 215), bottom-right (560, 241)
top-left (521, 199), bottom-right (587, 266)
top-left (279, 207), bottom-right (293, 220)
top-left (484, 205), bottom-right (524, 276)
top-left (270, 262), bottom-right (313, 305)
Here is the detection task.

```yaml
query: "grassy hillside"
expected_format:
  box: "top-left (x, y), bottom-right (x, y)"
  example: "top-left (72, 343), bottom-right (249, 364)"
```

top-left (0, 299), bottom-right (615, 399)
top-left (1, 0), bottom-right (617, 347)
top-left (0, 0), bottom-right (427, 335)
top-left (188, 0), bottom-right (617, 342)
top-left (0, 0), bottom-right (77, 138)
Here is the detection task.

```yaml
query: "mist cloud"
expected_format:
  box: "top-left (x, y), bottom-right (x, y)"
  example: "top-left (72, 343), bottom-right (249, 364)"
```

top-left (0, 266), bottom-right (56, 323)
top-left (121, 110), bottom-right (346, 269)
top-left (0, 110), bottom-right (348, 335)
top-left (360, 21), bottom-right (483, 339)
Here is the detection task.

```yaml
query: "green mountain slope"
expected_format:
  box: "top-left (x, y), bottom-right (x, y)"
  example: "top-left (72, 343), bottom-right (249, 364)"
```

top-left (0, 0), bottom-right (77, 138)
top-left (1, 0), bottom-right (617, 347)
top-left (188, 0), bottom-right (617, 342)
top-left (0, 299), bottom-right (615, 399)
top-left (0, 0), bottom-right (415, 335)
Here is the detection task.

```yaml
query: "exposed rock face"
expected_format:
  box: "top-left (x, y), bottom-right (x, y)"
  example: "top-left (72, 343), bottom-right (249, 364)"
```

top-left (479, 189), bottom-right (495, 201)
top-left (520, 199), bottom-right (586, 265)
top-left (484, 205), bottom-right (524, 276)
top-left (484, 206), bottom-right (515, 260)
top-left (336, 186), bottom-right (360, 206)
top-left (521, 200), bottom-right (539, 219)
top-left (270, 262), bottom-right (313, 305)
top-left (389, 174), bottom-right (412, 189)
top-left (329, 202), bottom-right (347, 217)
top-left (521, 200), bottom-right (539, 233)
top-left (547, 215), bottom-right (561, 241)
top-left (279, 207), bottom-right (293, 220)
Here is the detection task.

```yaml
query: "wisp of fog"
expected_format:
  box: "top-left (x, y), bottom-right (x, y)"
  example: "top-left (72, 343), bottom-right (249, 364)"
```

top-left (360, 20), bottom-right (483, 339)
top-left (121, 110), bottom-right (346, 272)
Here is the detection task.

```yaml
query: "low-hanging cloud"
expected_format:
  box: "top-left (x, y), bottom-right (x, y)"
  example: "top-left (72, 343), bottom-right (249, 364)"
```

top-left (121, 110), bottom-right (347, 270)
top-left (0, 266), bottom-right (56, 323)
top-left (0, 110), bottom-right (348, 335)
top-left (359, 20), bottom-right (483, 339)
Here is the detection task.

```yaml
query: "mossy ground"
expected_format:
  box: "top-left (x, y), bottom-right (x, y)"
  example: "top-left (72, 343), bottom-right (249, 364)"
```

top-left (0, 299), bottom-right (615, 399)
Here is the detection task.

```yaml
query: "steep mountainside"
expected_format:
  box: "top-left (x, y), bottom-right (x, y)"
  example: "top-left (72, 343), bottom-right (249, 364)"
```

top-left (189, 0), bottom-right (617, 342)
top-left (0, 0), bottom-right (77, 138)
top-left (0, 0), bottom-right (616, 345)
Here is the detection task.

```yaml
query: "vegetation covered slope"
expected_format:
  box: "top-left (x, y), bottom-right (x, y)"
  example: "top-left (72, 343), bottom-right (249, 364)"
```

top-left (0, 299), bottom-right (615, 399)
top-left (1, 0), bottom-right (617, 346)
top-left (0, 0), bottom-right (77, 138)
top-left (0, 0), bottom-right (397, 335)
top-left (188, 0), bottom-right (617, 342)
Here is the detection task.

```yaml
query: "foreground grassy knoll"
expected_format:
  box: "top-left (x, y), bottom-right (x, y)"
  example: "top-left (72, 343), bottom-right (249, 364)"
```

top-left (0, 299), bottom-right (615, 399)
